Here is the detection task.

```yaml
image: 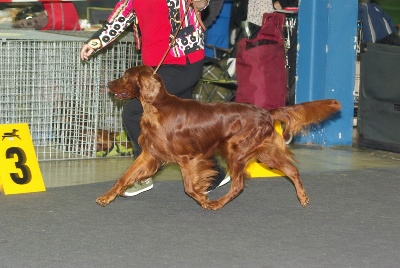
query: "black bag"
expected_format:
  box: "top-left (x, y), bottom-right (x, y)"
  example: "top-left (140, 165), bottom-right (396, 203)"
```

top-left (358, 43), bottom-right (400, 153)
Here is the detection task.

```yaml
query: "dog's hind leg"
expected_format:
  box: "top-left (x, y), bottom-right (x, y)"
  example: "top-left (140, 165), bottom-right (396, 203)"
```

top-left (274, 160), bottom-right (309, 207)
top-left (96, 151), bottom-right (160, 206)
top-left (255, 137), bottom-right (309, 207)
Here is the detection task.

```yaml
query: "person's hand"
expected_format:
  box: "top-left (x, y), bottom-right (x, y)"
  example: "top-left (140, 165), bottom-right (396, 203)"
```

top-left (273, 1), bottom-right (283, 10)
top-left (193, 0), bottom-right (208, 11)
top-left (80, 43), bottom-right (94, 61)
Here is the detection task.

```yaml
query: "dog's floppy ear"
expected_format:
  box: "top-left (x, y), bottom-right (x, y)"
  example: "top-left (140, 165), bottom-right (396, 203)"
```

top-left (138, 71), bottom-right (161, 103)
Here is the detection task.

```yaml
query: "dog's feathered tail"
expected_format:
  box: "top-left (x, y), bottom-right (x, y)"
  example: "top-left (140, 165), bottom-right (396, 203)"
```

top-left (270, 99), bottom-right (341, 137)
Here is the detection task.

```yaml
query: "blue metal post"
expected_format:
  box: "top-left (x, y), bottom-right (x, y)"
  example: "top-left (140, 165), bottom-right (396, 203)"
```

top-left (295, 0), bottom-right (358, 146)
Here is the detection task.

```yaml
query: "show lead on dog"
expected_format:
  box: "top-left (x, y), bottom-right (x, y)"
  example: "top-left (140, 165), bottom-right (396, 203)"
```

top-left (80, 0), bottom-right (230, 196)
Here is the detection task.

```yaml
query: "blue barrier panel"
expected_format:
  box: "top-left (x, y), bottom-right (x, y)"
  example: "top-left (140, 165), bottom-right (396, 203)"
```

top-left (295, 0), bottom-right (358, 146)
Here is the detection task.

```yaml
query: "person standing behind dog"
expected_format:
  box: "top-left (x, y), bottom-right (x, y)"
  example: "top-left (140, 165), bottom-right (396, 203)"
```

top-left (80, 0), bottom-right (230, 196)
top-left (244, 0), bottom-right (298, 32)
top-left (273, 0), bottom-right (298, 11)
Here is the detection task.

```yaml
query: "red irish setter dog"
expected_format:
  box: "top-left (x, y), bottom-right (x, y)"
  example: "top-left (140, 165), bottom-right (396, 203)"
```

top-left (96, 65), bottom-right (341, 210)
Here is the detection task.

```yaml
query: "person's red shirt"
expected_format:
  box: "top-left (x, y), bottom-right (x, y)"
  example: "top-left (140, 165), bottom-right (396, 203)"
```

top-left (133, 0), bottom-right (204, 66)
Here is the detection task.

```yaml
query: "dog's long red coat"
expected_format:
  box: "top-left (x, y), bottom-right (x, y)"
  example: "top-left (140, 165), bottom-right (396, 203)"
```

top-left (96, 65), bottom-right (341, 210)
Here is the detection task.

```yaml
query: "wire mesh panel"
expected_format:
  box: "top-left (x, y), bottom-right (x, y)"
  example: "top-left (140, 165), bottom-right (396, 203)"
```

top-left (0, 31), bottom-right (140, 161)
top-left (95, 42), bottom-right (142, 158)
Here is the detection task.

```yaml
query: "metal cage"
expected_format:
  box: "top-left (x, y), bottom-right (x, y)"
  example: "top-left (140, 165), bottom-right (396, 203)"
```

top-left (0, 29), bottom-right (140, 160)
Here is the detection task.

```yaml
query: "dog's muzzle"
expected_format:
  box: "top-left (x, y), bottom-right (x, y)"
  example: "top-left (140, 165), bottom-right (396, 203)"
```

top-left (113, 92), bottom-right (130, 100)
top-left (108, 80), bottom-right (129, 99)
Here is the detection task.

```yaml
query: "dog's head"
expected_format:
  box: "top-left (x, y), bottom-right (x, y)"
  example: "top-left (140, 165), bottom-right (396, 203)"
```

top-left (108, 65), bottom-right (162, 103)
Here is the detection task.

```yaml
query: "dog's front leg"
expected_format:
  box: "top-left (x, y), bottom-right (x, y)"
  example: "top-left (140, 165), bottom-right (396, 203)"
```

top-left (181, 173), bottom-right (210, 209)
top-left (180, 160), bottom-right (217, 209)
top-left (205, 161), bottom-right (246, 210)
top-left (96, 153), bottom-right (159, 206)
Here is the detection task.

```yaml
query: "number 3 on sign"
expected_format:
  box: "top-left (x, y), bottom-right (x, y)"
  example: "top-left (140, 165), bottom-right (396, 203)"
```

top-left (6, 147), bottom-right (32, 185)
top-left (0, 123), bottom-right (46, 195)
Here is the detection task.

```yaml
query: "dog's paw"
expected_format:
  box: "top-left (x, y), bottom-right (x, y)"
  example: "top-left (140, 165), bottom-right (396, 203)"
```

top-left (299, 195), bottom-right (310, 207)
top-left (96, 196), bottom-right (111, 207)
top-left (201, 201), bottom-right (223, 211)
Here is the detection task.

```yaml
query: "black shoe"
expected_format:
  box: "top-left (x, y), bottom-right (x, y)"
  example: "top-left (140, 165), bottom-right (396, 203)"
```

top-left (206, 175), bottom-right (231, 193)
top-left (206, 158), bottom-right (231, 192)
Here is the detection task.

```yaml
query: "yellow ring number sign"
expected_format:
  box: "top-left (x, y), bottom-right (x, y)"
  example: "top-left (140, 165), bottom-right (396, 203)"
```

top-left (0, 123), bottom-right (46, 195)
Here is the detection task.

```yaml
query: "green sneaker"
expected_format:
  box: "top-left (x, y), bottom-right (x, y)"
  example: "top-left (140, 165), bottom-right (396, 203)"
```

top-left (122, 178), bottom-right (153, 197)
